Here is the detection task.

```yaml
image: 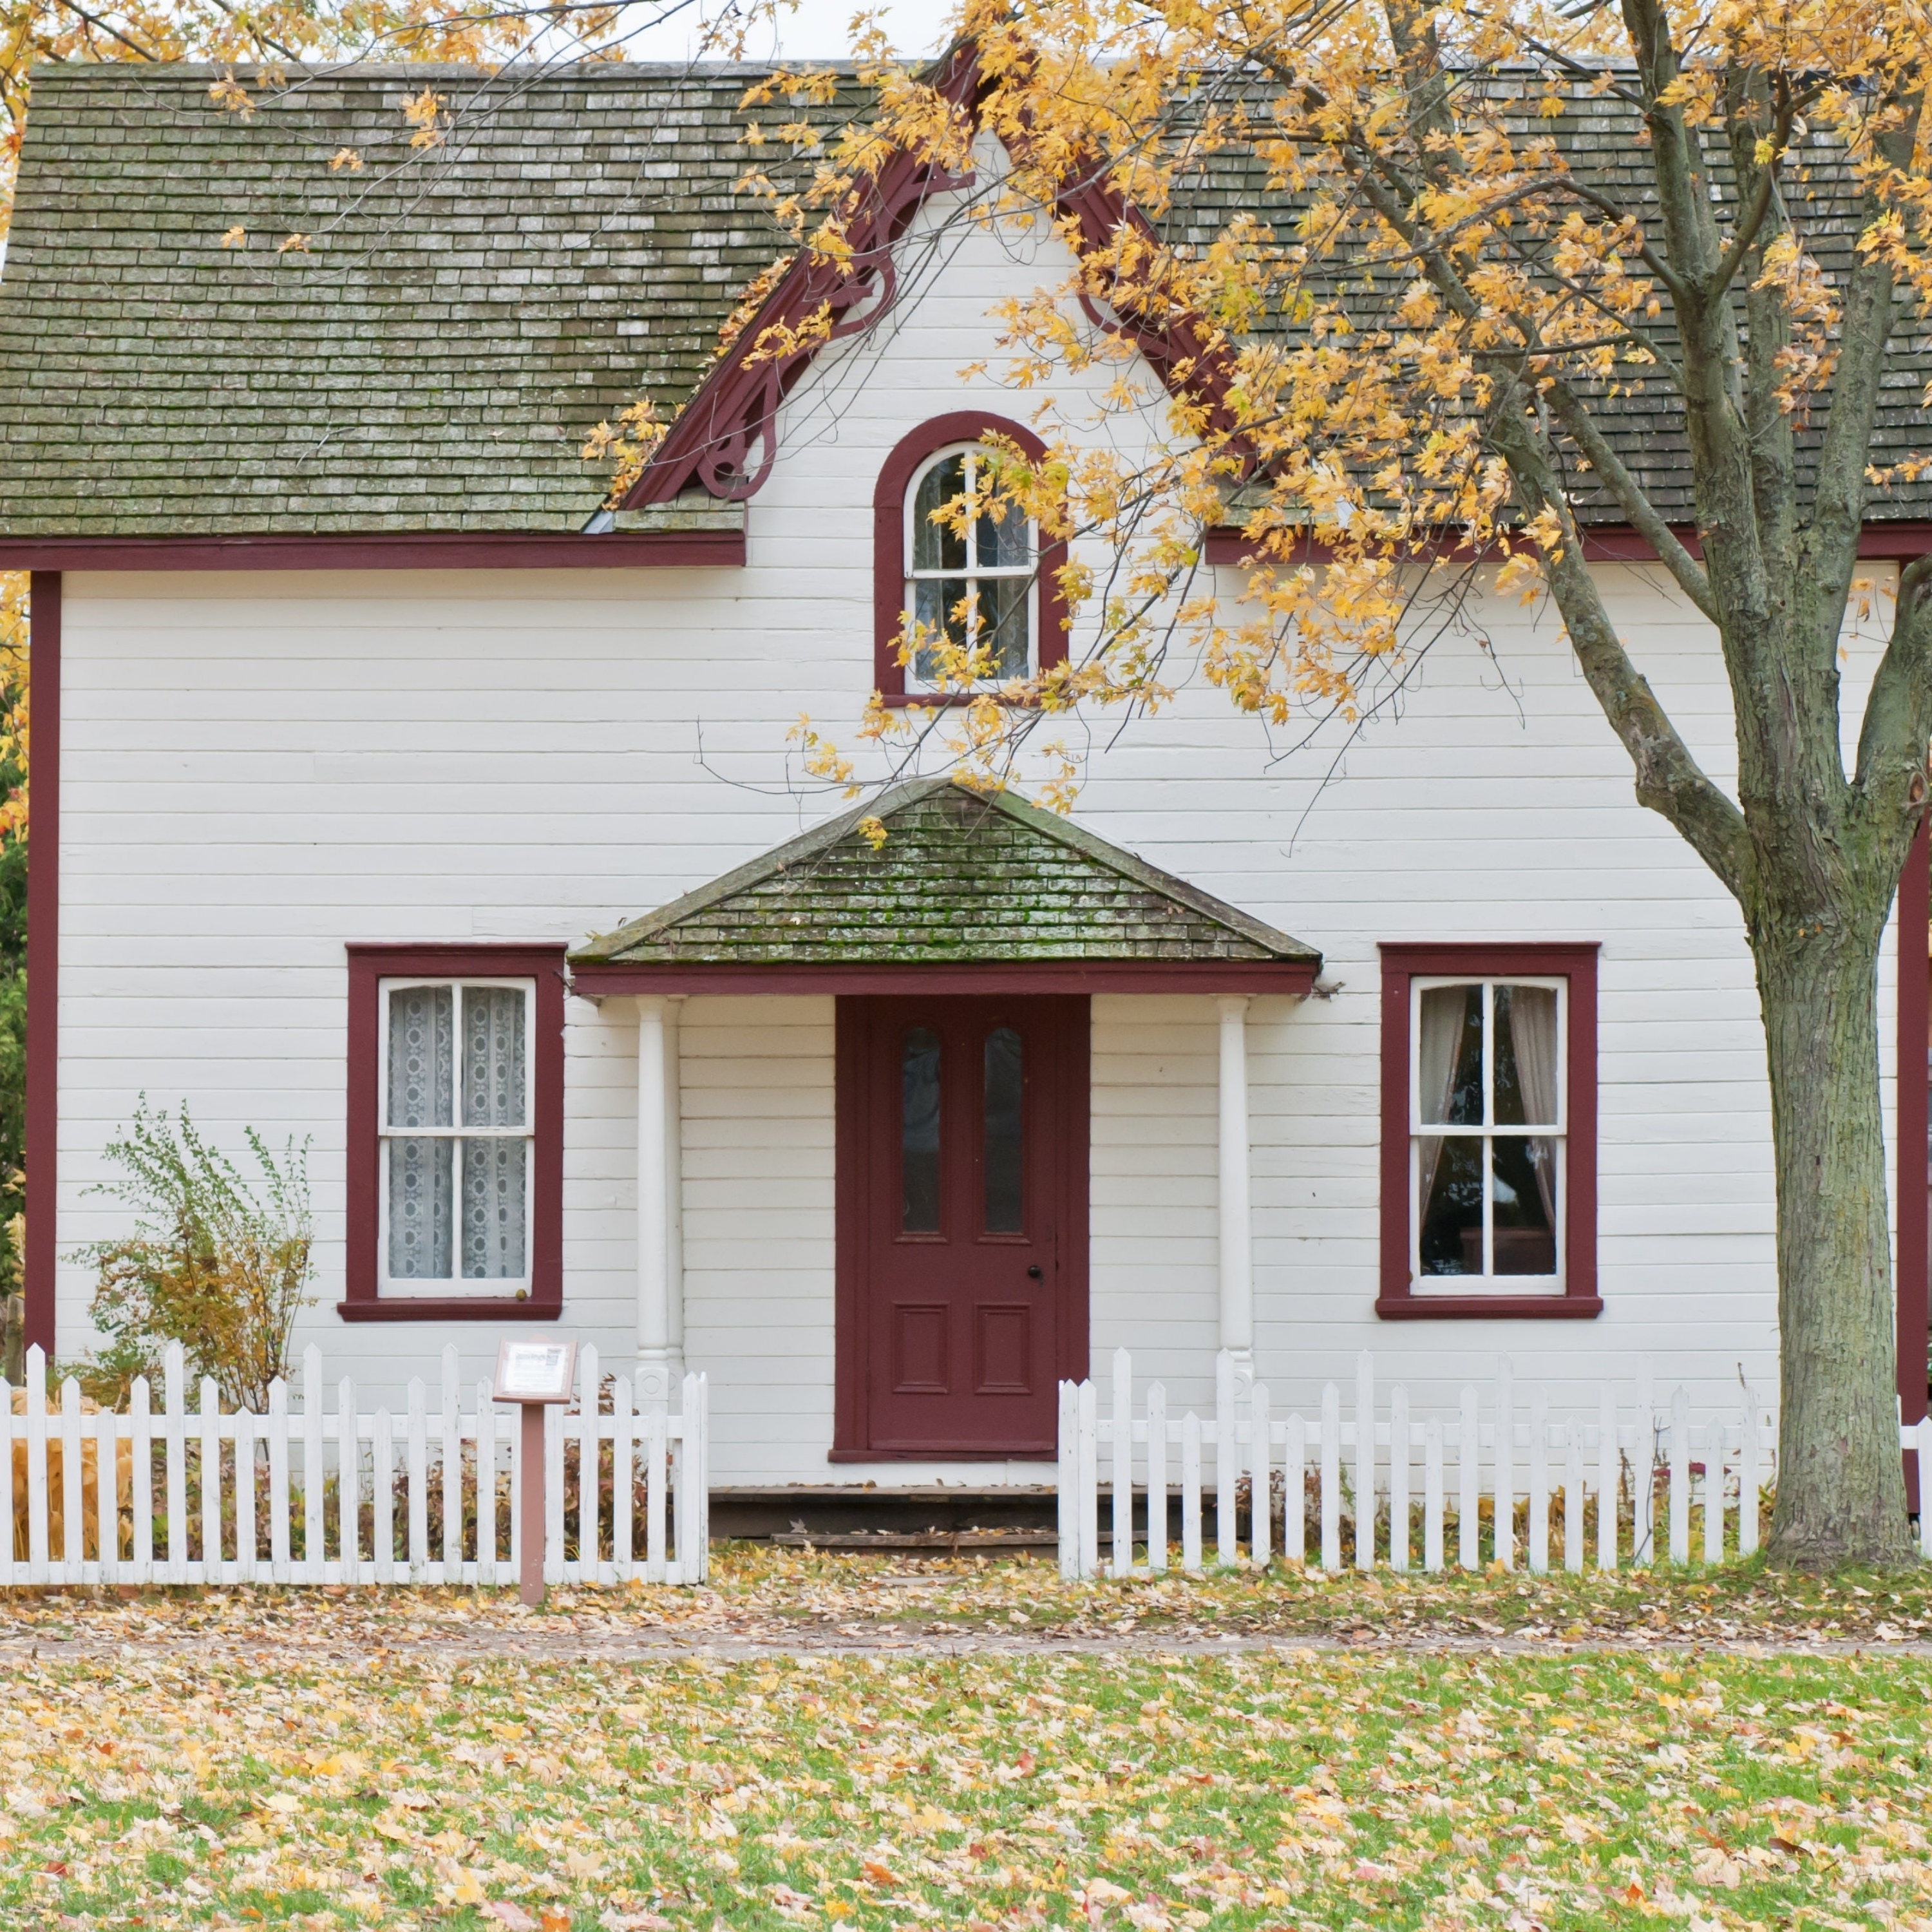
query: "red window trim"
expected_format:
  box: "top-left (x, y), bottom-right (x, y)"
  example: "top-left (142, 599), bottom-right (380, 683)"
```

top-left (341, 942), bottom-right (567, 1323)
top-left (1378, 942), bottom-right (1601, 1320)
top-left (872, 413), bottom-right (1070, 705)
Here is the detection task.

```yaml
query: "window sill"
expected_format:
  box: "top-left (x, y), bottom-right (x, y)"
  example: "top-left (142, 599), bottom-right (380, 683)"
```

top-left (337, 1297), bottom-right (562, 1323)
top-left (1376, 1294), bottom-right (1602, 1320)
top-left (828, 1444), bottom-right (1057, 1462)
top-left (878, 690), bottom-right (1040, 710)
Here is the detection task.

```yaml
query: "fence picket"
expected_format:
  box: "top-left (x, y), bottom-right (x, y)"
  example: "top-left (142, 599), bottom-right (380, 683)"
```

top-left (476, 1382), bottom-right (498, 1586)
top-left (1458, 1386), bottom-right (1479, 1571)
top-left (440, 1349), bottom-right (461, 1578)
top-left (164, 1345), bottom-right (187, 1586)
top-left (1921, 1416), bottom-right (1932, 1562)
top-left (130, 1376), bottom-right (153, 1585)
top-left (1389, 1385), bottom-right (1410, 1575)
top-left (1213, 1352), bottom-right (1235, 1567)
top-left (1597, 1384), bottom-right (1618, 1572)
top-left (1113, 1349), bottom-right (1133, 1580)
top-left (200, 1376), bottom-right (222, 1581)
top-left (94, 1403), bottom-right (118, 1582)
top-left (1078, 1378), bottom-right (1100, 1578)
top-left (374, 1408), bottom-right (395, 1586)
top-left (1703, 1421), bottom-right (1725, 1566)
top-left (1146, 1381), bottom-right (1168, 1574)
top-left (646, 1400), bottom-right (667, 1584)
top-left (1564, 1418), bottom-right (1584, 1575)
top-left (578, 1343), bottom-right (601, 1581)
top-left (612, 1372), bottom-right (635, 1584)
top-left (268, 1380), bottom-right (290, 1583)
top-left (1250, 1383), bottom-right (1272, 1569)
top-left (1634, 1367), bottom-right (1656, 1568)
top-left (1320, 1383), bottom-right (1341, 1573)
top-left (301, 1348), bottom-right (324, 1581)
top-left (23, 1349), bottom-right (48, 1585)
top-left (1354, 1352), bottom-right (1374, 1571)
top-left (1669, 1387), bottom-right (1690, 1565)
top-left (337, 1378), bottom-right (358, 1584)
top-left (59, 1376), bottom-right (83, 1581)
top-left (1494, 1358), bottom-right (1514, 1573)
top-left (1528, 1387), bottom-right (1549, 1577)
top-left (1283, 1412), bottom-right (1306, 1567)
top-left (1057, 1383), bottom-right (1079, 1580)
top-left (235, 1403), bottom-right (256, 1585)
top-left (1181, 1412), bottom-right (1202, 1574)
top-left (1423, 1417), bottom-right (1444, 1573)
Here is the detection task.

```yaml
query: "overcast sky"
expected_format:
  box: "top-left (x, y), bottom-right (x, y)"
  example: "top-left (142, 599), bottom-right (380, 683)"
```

top-left (618, 0), bottom-right (963, 62)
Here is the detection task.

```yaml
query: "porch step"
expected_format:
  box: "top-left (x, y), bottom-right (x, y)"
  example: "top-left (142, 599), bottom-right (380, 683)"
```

top-left (710, 1485), bottom-right (1056, 1540)
top-left (770, 1528), bottom-right (1058, 1551)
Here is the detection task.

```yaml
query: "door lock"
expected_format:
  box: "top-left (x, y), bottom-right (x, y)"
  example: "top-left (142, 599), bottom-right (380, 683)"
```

top-left (1027, 1264), bottom-right (1043, 1280)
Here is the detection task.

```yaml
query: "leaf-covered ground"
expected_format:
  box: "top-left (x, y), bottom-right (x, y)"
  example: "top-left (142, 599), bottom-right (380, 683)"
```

top-left (5, 1543), bottom-right (1931, 1656)
top-left (3, 1627), bottom-right (1929, 1931)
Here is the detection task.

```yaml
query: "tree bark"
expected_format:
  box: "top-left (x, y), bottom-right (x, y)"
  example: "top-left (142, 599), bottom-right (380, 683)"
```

top-left (1754, 911), bottom-right (1913, 1566)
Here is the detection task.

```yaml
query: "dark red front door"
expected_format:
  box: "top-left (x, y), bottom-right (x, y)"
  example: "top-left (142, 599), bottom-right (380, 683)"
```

top-left (835, 996), bottom-right (1088, 1457)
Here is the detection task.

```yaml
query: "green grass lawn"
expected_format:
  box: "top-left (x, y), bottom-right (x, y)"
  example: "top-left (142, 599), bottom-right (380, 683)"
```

top-left (1, 1561), bottom-right (1929, 1931)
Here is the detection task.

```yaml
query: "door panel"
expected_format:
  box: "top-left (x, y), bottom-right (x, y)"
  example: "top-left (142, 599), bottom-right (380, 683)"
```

top-left (836, 994), bottom-right (1088, 1456)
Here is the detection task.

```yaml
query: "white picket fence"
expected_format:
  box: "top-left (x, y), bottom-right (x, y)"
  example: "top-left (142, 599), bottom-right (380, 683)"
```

top-left (1057, 1348), bottom-right (1840, 1579)
top-left (3, 1341), bottom-right (708, 1588)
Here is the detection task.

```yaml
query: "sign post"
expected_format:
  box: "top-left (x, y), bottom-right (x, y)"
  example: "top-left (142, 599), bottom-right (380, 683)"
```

top-left (492, 1340), bottom-right (578, 1607)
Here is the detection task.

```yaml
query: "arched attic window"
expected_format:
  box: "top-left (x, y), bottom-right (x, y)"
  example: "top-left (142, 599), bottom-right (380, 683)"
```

top-left (872, 413), bottom-right (1069, 703)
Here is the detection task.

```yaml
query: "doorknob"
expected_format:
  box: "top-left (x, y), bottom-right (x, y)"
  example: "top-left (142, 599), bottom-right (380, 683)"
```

top-left (1027, 1264), bottom-right (1043, 1280)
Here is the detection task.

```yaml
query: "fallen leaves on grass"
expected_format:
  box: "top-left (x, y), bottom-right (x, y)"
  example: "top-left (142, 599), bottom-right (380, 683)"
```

top-left (0, 1631), bottom-right (1927, 1929)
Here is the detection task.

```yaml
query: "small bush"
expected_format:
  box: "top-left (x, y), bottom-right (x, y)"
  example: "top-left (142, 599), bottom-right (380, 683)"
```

top-left (80, 1099), bottom-right (314, 1412)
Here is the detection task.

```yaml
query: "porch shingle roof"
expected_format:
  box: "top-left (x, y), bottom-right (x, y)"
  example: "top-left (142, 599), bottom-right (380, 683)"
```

top-left (572, 779), bottom-right (1320, 967)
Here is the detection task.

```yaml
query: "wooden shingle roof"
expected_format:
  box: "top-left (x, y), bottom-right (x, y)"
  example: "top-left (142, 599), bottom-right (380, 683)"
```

top-left (3, 59), bottom-right (1928, 540)
top-left (572, 778), bottom-right (1321, 971)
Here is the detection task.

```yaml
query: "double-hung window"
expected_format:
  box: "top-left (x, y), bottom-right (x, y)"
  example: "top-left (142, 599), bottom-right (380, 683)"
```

top-left (383, 980), bottom-right (533, 1293)
top-left (1412, 978), bottom-right (1562, 1285)
top-left (904, 443), bottom-right (1036, 688)
top-left (343, 943), bottom-right (564, 1320)
top-left (1379, 943), bottom-right (1599, 1316)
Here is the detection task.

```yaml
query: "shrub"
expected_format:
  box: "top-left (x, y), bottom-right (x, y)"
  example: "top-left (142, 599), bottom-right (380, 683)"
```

top-left (80, 1100), bottom-right (314, 1412)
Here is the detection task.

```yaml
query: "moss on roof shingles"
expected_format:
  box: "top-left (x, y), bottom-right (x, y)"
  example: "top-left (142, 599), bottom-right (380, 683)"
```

top-left (0, 62), bottom-right (849, 536)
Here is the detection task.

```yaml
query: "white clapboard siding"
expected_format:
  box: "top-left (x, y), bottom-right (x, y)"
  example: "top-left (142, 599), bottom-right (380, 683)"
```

top-left (1, 1342), bottom-right (708, 1588)
top-left (1052, 1347), bottom-right (1877, 1578)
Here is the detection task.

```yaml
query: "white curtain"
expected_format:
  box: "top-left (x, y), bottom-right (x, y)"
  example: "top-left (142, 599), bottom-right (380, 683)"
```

top-left (1507, 984), bottom-right (1560, 1226)
top-left (1415, 986), bottom-right (1470, 1213)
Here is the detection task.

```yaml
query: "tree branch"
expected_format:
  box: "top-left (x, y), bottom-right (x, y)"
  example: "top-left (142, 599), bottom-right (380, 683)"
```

top-left (1488, 378), bottom-right (1750, 891)
top-left (1540, 375), bottom-right (1718, 622)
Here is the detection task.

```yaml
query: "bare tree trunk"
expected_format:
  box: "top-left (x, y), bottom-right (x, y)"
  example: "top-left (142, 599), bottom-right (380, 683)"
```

top-left (1754, 914), bottom-right (1913, 1566)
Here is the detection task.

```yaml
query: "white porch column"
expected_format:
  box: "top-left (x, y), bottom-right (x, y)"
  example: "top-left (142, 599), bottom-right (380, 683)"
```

top-left (1217, 994), bottom-right (1255, 1395)
top-left (636, 995), bottom-right (685, 1404)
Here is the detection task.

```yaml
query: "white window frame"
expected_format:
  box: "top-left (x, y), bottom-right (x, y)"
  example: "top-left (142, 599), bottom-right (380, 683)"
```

top-left (377, 976), bottom-right (535, 1299)
top-left (903, 441), bottom-right (1038, 691)
top-left (1409, 974), bottom-right (1566, 1294)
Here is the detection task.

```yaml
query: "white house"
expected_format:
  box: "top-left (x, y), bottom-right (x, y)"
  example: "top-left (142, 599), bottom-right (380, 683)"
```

top-left (1, 59), bottom-right (1925, 1500)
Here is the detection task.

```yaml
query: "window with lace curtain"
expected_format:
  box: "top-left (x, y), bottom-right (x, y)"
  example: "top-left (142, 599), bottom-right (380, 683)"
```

top-left (380, 980), bottom-right (533, 1293)
top-left (1378, 943), bottom-right (1600, 1318)
top-left (343, 943), bottom-right (564, 1321)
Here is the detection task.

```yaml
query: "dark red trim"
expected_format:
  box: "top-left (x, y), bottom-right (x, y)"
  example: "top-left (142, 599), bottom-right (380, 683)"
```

top-left (23, 573), bottom-right (58, 1356)
top-left (873, 413), bottom-right (1070, 697)
top-left (626, 43), bottom-right (1249, 513)
top-left (1206, 520), bottom-right (1932, 569)
top-left (0, 532), bottom-right (744, 573)
top-left (339, 942), bottom-right (567, 1323)
top-left (833, 994), bottom-right (1088, 1459)
top-left (1899, 817), bottom-right (1930, 1509)
top-left (1378, 942), bottom-right (1600, 1319)
top-left (575, 959), bottom-right (1317, 997)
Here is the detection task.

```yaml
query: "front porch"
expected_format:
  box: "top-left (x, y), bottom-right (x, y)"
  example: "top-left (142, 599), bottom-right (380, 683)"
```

top-left (569, 778), bottom-right (1322, 1490)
